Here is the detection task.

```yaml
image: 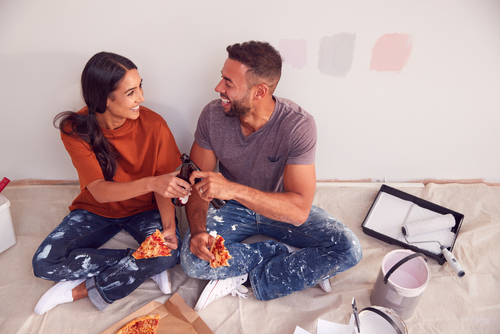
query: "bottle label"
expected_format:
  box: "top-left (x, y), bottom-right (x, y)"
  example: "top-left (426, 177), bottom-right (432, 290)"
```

top-left (179, 194), bottom-right (190, 204)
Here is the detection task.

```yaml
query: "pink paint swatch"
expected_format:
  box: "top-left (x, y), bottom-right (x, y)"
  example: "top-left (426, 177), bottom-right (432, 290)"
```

top-left (370, 33), bottom-right (413, 72)
top-left (279, 39), bottom-right (307, 70)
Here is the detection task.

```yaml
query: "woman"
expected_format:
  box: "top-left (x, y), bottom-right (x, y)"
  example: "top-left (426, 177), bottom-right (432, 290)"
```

top-left (32, 52), bottom-right (191, 315)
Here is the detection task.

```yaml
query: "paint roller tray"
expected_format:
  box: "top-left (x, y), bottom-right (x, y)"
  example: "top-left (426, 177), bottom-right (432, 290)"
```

top-left (361, 185), bottom-right (464, 265)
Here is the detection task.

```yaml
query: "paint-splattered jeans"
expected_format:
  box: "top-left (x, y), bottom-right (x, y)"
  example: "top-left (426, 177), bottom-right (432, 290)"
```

top-left (32, 209), bottom-right (180, 311)
top-left (181, 200), bottom-right (362, 301)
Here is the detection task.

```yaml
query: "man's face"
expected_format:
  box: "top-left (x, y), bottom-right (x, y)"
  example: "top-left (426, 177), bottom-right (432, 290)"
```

top-left (214, 58), bottom-right (254, 117)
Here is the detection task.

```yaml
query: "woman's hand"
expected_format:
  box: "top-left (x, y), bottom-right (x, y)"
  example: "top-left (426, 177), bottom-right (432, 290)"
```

top-left (154, 171), bottom-right (192, 199)
top-left (162, 228), bottom-right (179, 250)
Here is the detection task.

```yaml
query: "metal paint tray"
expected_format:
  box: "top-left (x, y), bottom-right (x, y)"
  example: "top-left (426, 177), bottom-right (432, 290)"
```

top-left (361, 185), bottom-right (464, 265)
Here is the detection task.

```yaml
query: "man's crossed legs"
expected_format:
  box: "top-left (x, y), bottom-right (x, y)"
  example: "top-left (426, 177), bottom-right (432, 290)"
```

top-left (181, 200), bottom-right (362, 310)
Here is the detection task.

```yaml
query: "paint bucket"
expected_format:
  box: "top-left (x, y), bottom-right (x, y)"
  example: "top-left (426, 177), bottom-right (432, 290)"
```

top-left (0, 194), bottom-right (16, 253)
top-left (353, 306), bottom-right (408, 334)
top-left (370, 249), bottom-right (431, 319)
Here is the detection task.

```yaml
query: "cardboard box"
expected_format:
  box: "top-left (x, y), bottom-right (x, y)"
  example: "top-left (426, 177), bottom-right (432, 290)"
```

top-left (101, 293), bottom-right (213, 334)
top-left (361, 185), bottom-right (464, 265)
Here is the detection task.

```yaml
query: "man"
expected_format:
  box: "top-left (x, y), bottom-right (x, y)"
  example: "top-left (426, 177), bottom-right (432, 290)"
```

top-left (180, 41), bottom-right (362, 311)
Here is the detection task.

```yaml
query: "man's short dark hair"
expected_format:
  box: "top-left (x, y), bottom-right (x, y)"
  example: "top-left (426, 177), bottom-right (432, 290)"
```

top-left (226, 41), bottom-right (282, 92)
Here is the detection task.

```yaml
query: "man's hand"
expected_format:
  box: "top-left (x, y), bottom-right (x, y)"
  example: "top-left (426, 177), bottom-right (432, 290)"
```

top-left (190, 231), bottom-right (215, 262)
top-left (189, 171), bottom-right (235, 202)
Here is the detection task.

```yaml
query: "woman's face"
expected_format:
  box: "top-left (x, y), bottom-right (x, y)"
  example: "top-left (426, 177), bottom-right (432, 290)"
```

top-left (102, 68), bottom-right (144, 129)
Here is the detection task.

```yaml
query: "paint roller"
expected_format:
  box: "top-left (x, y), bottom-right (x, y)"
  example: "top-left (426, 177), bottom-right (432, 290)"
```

top-left (402, 214), bottom-right (465, 277)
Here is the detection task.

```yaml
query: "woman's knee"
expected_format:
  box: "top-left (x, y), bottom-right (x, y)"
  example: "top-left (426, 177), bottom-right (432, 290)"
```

top-left (32, 244), bottom-right (53, 278)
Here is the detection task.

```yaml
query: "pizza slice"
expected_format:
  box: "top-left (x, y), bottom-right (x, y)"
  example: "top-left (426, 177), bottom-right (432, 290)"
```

top-left (115, 314), bottom-right (160, 334)
top-left (132, 229), bottom-right (171, 260)
top-left (210, 235), bottom-right (232, 268)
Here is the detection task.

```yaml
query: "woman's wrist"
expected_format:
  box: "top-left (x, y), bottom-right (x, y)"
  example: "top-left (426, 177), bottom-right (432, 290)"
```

top-left (144, 176), bottom-right (156, 194)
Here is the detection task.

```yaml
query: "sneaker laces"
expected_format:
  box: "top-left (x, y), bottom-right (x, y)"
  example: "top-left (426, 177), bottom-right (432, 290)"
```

top-left (230, 285), bottom-right (249, 299)
top-left (225, 275), bottom-right (249, 299)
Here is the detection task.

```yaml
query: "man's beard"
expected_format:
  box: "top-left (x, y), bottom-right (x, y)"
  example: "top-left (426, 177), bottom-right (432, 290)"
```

top-left (223, 91), bottom-right (251, 117)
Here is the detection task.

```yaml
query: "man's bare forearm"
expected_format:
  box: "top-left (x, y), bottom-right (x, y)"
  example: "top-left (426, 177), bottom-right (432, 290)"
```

top-left (225, 182), bottom-right (311, 226)
top-left (185, 190), bottom-right (210, 235)
top-left (191, 164), bottom-right (316, 226)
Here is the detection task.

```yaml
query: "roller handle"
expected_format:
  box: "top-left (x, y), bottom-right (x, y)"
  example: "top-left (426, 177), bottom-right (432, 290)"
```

top-left (0, 177), bottom-right (10, 193)
top-left (440, 245), bottom-right (465, 277)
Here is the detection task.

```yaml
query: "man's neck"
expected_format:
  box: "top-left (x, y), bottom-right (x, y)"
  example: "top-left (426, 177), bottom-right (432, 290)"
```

top-left (239, 97), bottom-right (276, 136)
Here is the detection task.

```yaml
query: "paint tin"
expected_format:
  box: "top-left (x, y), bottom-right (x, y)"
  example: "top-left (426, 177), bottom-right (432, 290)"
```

top-left (370, 249), bottom-right (431, 319)
top-left (353, 306), bottom-right (407, 334)
top-left (0, 194), bottom-right (16, 253)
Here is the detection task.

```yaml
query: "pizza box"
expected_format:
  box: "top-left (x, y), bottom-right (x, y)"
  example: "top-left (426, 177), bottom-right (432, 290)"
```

top-left (361, 184), bottom-right (464, 265)
top-left (101, 293), bottom-right (213, 334)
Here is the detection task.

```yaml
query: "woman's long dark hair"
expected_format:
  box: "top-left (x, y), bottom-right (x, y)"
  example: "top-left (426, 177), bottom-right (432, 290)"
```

top-left (54, 52), bottom-right (137, 181)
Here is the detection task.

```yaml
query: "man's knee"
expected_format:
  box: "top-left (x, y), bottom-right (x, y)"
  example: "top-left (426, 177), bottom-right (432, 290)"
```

top-left (180, 242), bottom-right (198, 278)
top-left (180, 255), bottom-right (206, 279)
top-left (324, 223), bottom-right (362, 267)
top-left (343, 230), bottom-right (363, 268)
top-left (350, 239), bottom-right (363, 265)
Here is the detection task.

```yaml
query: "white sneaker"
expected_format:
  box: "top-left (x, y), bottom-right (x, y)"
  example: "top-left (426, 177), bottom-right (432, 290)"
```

top-left (194, 274), bottom-right (249, 312)
top-left (34, 279), bottom-right (85, 315)
top-left (318, 278), bottom-right (332, 292)
top-left (151, 270), bottom-right (171, 294)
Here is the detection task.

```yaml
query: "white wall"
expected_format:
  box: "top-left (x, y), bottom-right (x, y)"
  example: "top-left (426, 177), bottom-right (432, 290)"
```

top-left (1, 0), bottom-right (499, 183)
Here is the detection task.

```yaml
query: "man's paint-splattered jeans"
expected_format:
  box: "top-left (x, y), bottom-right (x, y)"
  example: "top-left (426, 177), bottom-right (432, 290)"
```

top-left (180, 200), bottom-right (362, 301)
top-left (32, 209), bottom-right (180, 311)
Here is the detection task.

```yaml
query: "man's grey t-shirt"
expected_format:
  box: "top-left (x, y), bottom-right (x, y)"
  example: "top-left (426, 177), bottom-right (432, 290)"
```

top-left (194, 96), bottom-right (317, 193)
